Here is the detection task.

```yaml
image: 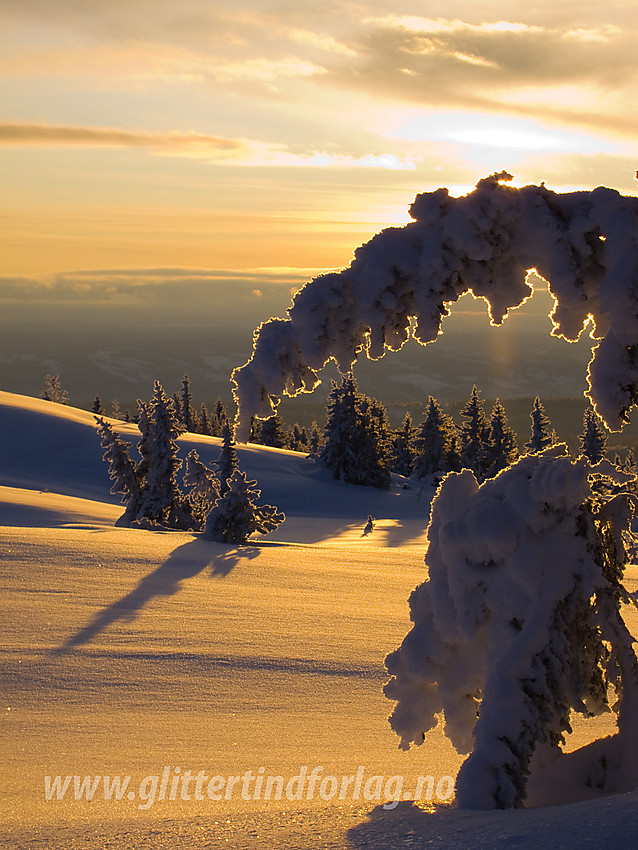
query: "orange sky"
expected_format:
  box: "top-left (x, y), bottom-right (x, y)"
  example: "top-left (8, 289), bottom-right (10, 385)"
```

top-left (1, 1), bottom-right (636, 296)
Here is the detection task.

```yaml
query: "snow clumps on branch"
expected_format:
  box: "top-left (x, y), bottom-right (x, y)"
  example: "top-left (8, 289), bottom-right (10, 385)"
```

top-left (232, 172), bottom-right (638, 439)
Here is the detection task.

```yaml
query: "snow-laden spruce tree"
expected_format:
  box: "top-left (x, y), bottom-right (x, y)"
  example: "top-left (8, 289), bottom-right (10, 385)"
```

top-left (319, 373), bottom-right (392, 488)
top-left (392, 412), bottom-right (417, 477)
top-left (229, 173), bottom-right (638, 808)
top-left (412, 397), bottom-right (459, 479)
top-left (484, 399), bottom-right (519, 479)
top-left (204, 469), bottom-right (285, 544)
top-left (135, 381), bottom-right (194, 529)
top-left (183, 449), bottom-right (220, 527)
top-left (216, 419), bottom-right (239, 494)
top-left (95, 417), bottom-right (142, 523)
top-left (525, 396), bottom-right (555, 453)
top-left (384, 446), bottom-right (638, 809)
top-left (459, 386), bottom-right (492, 481)
top-left (580, 406), bottom-right (609, 464)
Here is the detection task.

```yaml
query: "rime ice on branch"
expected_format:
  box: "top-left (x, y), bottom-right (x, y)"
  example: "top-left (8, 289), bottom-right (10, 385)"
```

top-left (232, 172), bottom-right (638, 439)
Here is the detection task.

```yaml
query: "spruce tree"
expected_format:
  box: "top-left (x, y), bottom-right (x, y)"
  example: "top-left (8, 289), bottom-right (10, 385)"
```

top-left (484, 399), bottom-right (519, 479)
top-left (258, 414), bottom-right (287, 448)
top-left (92, 396), bottom-right (105, 415)
top-left (308, 420), bottom-right (323, 454)
top-left (525, 397), bottom-right (554, 453)
top-left (459, 386), bottom-right (491, 481)
top-left (217, 420), bottom-right (239, 494)
top-left (180, 374), bottom-right (194, 432)
top-left (392, 412), bottom-right (417, 477)
top-left (183, 449), bottom-right (220, 527)
top-left (319, 374), bottom-right (359, 482)
top-left (136, 381), bottom-right (193, 529)
top-left (199, 403), bottom-right (212, 436)
top-left (95, 417), bottom-right (141, 522)
top-left (41, 374), bottom-right (69, 404)
top-left (319, 373), bottom-right (391, 488)
top-left (211, 398), bottom-right (228, 436)
top-left (287, 423), bottom-right (309, 452)
top-left (580, 406), bottom-right (608, 464)
top-left (204, 469), bottom-right (284, 544)
top-left (413, 397), bottom-right (459, 479)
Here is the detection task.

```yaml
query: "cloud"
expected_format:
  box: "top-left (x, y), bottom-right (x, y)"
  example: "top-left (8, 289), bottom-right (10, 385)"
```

top-left (0, 122), bottom-right (243, 153)
top-left (0, 267), bottom-right (321, 305)
top-left (0, 121), bottom-right (417, 170)
top-left (327, 14), bottom-right (638, 137)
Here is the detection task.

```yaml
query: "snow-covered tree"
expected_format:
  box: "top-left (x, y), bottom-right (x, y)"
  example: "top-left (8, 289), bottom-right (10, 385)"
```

top-left (308, 420), bottom-right (323, 455)
top-left (216, 419), bottom-right (239, 494)
top-left (198, 402), bottom-right (212, 436)
top-left (459, 386), bottom-right (491, 481)
top-left (525, 397), bottom-right (554, 453)
top-left (392, 412), bottom-right (417, 477)
top-left (319, 373), bottom-right (391, 488)
top-left (136, 381), bottom-right (193, 529)
top-left (484, 399), bottom-right (519, 478)
top-left (228, 173), bottom-right (638, 808)
top-left (204, 469), bottom-right (284, 544)
top-left (210, 397), bottom-right (228, 437)
top-left (183, 449), bottom-right (220, 527)
top-left (95, 417), bottom-right (141, 522)
top-left (384, 446), bottom-right (638, 810)
top-left (92, 396), bottom-right (105, 415)
top-left (288, 422), bottom-right (309, 452)
top-left (580, 406), bottom-right (609, 464)
top-left (412, 397), bottom-right (459, 479)
top-left (41, 374), bottom-right (68, 404)
top-left (319, 374), bottom-right (360, 482)
top-left (258, 414), bottom-right (287, 448)
top-left (180, 374), bottom-right (194, 432)
top-left (232, 174), bottom-right (638, 439)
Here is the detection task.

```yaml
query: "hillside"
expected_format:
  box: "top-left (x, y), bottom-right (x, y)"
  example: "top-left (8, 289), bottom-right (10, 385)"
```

top-left (1, 391), bottom-right (637, 849)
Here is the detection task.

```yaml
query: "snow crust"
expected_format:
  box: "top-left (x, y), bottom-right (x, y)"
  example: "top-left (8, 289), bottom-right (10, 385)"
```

top-left (232, 173), bottom-right (638, 439)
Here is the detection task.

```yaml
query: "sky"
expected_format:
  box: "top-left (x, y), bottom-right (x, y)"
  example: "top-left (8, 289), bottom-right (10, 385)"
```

top-left (1, 0), bottom-right (637, 324)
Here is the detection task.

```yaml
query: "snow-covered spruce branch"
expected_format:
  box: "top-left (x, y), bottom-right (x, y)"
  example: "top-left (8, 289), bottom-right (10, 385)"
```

top-left (232, 172), bottom-right (638, 440)
top-left (383, 446), bottom-right (638, 809)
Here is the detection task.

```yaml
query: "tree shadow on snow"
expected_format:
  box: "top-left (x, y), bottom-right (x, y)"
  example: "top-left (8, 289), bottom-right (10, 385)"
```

top-left (53, 536), bottom-right (259, 653)
top-left (347, 802), bottom-right (453, 850)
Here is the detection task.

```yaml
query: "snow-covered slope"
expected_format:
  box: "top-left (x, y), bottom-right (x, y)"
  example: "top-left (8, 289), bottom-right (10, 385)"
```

top-left (0, 390), bottom-right (432, 546)
top-left (1, 391), bottom-right (637, 849)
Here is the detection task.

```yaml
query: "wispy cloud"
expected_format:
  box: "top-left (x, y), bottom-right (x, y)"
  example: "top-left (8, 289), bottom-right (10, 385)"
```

top-left (0, 122), bottom-right (243, 153)
top-left (0, 122), bottom-right (417, 170)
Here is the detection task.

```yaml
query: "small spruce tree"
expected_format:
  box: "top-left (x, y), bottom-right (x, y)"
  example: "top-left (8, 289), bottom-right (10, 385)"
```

top-left (459, 386), bottom-right (491, 481)
top-left (95, 417), bottom-right (141, 522)
top-left (183, 449), bottom-right (220, 527)
top-left (136, 381), bottom-right (193, 529)
top-left (180, 374), bottom-right (194, 432)
top-left (217, 420), bottom-right (239, 494)
top-left (204, 469), bottom-right (284, 543)
top-left (484, 399), bottom-right (519, 479)
top-left (580, 406), bottom-right (609, 464)
top-left (412, 397), bottom-right (459, 479)
top-left (258, 414), bottom-right (287, 448)
top-left (41, 374), bottom-right (69, 404)
top-left (525, 397), bottom-right (554, 453)
top-left (392, 412), bottom-right (417, 477)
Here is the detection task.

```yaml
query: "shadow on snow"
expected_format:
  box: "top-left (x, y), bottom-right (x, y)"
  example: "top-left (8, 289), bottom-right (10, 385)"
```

top-left (53, 536), bottom-right (259, 653)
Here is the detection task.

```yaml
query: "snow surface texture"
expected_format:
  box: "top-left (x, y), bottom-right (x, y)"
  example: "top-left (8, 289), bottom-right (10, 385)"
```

top-left (2, 392), bottom-right (638, 848)
top-left (232, 172), bottom-right (638, 440)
